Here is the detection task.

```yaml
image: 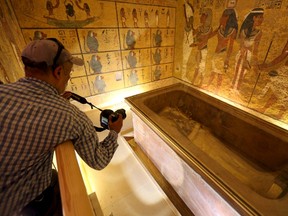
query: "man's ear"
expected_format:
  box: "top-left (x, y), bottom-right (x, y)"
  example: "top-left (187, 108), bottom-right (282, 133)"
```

top-left (52, 66), bottom-right (62, 80)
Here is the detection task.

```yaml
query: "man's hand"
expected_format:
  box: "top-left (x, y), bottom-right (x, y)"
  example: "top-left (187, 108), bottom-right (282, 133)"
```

top-left (108, 114), bottom-right (123, 134)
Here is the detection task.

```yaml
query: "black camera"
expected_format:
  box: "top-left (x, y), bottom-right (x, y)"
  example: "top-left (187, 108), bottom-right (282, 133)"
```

top-left (100, 109), bottom-right (126, 129)
top-left (69, 92), bottom-right (126, 131)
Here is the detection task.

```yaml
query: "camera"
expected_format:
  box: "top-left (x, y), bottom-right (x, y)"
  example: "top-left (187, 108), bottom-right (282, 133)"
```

top-left (69, 92), bottom-right (126, 131)
top-left (100, 109), bottom-right (126, 129)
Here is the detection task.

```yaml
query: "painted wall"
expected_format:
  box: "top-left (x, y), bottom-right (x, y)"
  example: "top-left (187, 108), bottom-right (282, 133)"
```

top-left (0, 1), bottom-right (26, 83)
top-left (8, 0), bottom-right (176, 98)
top-left (0, 0), bottom-right (287, 124)
top-left (175, 0), bottom-right (288, 124)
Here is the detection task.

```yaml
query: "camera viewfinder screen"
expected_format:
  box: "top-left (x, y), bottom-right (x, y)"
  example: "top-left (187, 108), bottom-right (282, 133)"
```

top-left (101, 117), bottom-right (108, 125)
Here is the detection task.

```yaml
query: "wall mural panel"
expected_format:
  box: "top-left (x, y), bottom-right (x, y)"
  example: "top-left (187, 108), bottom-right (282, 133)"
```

top-left (123, 66), bottom-right (152, 87)
top-left (83, 51), bottom-right (122, 74)
top-left (119, 28), bottom-right (151, 49)
top-left (116, 3), bottom-right (176, 28)
top-left (12, 0), bottom-right (117, 28)
top-left (150, 28), bottom-right (175, 47)
top-left (0, 1), bottom-right (27, 83)
top-left (21, 29), bottom-right (81, 53)
top-left (8, 0), bottom-right (286, 123)
top-left (152, 63), bottom-right (173, 81)
top-left (88, 71), bottom-right (124, 94)
top-left (11, 0), bottom-right (176, 98)
top-left (122, 49), bottom-right (151, 69)
top-left (77, 29), bottom-right (120, 52)
top-left (68, 76), bottom-right (91, 96)
top-left (179, 0), bottom-right (288, 123)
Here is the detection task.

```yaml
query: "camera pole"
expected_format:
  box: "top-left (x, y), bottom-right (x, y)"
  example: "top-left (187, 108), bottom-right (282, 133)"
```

top-left (70, 93), bottom-right (103, 111)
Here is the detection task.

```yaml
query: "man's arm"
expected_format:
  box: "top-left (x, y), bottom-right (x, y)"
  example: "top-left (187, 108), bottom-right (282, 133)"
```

top-left (72, 110), bottom-right (123, 170)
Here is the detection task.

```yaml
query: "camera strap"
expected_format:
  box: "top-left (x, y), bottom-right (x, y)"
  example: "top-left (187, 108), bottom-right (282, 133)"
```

top-left (94, 126), bottom-right (106, 132)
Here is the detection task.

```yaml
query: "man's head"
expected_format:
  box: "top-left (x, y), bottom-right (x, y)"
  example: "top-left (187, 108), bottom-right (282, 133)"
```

top-left (21, 38), bottom-right (84, 93)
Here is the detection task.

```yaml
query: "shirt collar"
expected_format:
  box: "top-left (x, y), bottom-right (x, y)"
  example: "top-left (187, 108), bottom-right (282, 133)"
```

top-left (19, 77), bottom-right (59, 95)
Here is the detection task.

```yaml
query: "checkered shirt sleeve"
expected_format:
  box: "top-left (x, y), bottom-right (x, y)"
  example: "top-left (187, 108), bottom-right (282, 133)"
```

top-left (0, 78), bottom-right (118, 215)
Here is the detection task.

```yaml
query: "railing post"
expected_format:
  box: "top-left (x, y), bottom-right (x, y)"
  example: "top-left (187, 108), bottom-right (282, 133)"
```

top-left (55, 140), bottom-right (95, 216)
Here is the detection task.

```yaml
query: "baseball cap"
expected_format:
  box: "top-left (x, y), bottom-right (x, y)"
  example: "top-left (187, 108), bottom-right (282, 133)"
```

top-left (21, 38), bottom-right (84, 69)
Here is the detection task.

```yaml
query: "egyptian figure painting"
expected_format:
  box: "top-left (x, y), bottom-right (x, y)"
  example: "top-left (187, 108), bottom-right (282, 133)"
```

top-left (181, 0), bottom-right (288, 123)
top-left (11, 0), bottom-right (175, 97)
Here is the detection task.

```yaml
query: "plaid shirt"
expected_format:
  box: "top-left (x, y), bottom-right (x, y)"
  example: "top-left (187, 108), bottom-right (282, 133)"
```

top-left (0, 77), bottom-right (118, 215)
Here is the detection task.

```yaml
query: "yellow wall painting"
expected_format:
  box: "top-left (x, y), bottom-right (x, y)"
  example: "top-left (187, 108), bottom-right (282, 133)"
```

top-left (21, 29), bottom-right (81, 53)
top-left (87, 72), bottom-right (125, 94)
top-left (116, 3), bottom-right (176, 28)
top-left (2, 0), bottom-right (287, 123)
top-left (12, 0), bottom-right (176, 97)
top-left (11, 0), bottom-right (118, 28)
top-left (151, 29), bottom-right (175, 47)
top-left (123, 66), bottom-right (152, 87)
top-left (179, 0), bottom-right (287, 122)
top-left (68, 76), bottom-right (91, 97)
top-left (122, 49), bottom-right (150, 69)
top-left (78, 29), bottom-right (120, 52)
top-left (83, 52), bottom-right (122, 74)
top-left (152, 63), bottom-right (173, 81)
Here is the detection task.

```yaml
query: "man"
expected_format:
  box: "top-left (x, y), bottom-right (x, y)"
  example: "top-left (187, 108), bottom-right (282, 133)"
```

top-left (0, 38), bottom-right (123, 215)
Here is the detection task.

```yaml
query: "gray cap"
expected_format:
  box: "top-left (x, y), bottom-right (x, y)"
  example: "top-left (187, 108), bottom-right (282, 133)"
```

top-left (21, 39), bottom-right (84, 67)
